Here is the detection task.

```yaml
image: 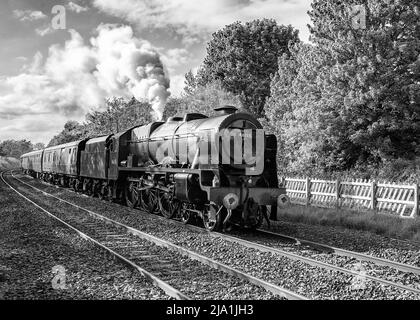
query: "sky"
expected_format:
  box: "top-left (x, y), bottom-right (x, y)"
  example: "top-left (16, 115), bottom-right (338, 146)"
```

top-left (0, 0), bottom-right (312, 144)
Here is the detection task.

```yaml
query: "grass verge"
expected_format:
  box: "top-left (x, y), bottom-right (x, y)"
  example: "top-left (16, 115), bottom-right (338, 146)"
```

top-left (0, 157), bottom-right (19, 170)
top-left (277, 205), bottom-right (420, 243)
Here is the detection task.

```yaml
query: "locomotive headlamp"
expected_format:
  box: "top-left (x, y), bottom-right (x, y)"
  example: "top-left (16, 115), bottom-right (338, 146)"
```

top-left (223, 193), bottom-right (239, 210)
top-left (277, 194), bottom-right (290, 208)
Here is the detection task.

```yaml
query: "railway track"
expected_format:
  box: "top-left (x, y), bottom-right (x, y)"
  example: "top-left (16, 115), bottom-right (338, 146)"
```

top-left (1, 170), bottom-right (188, 300)
top-left (1, 170), bottom-right (306, 300)
top-left (148, 215), bottom-right (420, 295)
top-left (203, 229), bottom-right (420, 294)
top-left (253, 229), bottom-right (420, 275)
top-left (10, 171), bottom-right (420, 299)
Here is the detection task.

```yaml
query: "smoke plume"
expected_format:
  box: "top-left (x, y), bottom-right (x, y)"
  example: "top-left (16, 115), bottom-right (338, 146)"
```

top-left (91, 25), bottom-right (169, 120)
top-left (0, 24), bottom-right (171, 124)
top-left (93, 24), bottom-right (170, 120)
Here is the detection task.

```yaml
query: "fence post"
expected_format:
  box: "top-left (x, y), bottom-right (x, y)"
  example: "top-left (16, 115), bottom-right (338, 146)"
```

top-left (281, 177), bottom-right (286, 188)
top-left (371, 180), bottom-right (377, 211)
top-left (336, 178), bottom-right (340, 208)
top-left (414, 184), bottom-right (419, 218)
top-left (306, 177), bottom-right (311, 206)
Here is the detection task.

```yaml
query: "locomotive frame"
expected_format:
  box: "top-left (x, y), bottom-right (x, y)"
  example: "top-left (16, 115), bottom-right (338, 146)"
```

top-left (21, 106), bottom-right (288, 231)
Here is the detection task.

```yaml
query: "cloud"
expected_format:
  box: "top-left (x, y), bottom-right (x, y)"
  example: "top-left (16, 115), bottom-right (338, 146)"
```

top-left (35, 25), bottom-right (55, 37)
top-left (168, 74), bottom-right (186, 97)
top-left (160, 48), bottom-right (191, 74)
top-left (0, 24), bottom-right (170, 143)
top-left (0, 114), bottom-right (69, 144)
top-left (67, 2), bottom-right (89, 13)
top-left (13, 10), bottom-right (47, 22)
top-left (93, 0), bottom-right (312, 42)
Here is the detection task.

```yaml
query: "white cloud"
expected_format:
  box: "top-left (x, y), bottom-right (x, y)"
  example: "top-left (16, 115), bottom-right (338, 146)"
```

top-left (35, 25), bottom-right (55, 37)
top-left (13, 10), bottom-right (47, 22)
top-left (0, 24), bottom-right (171, 143)
top-left (67, 2), bottom-right (89, 13)
top-left (169, 74), bottom-right (186, 97)
top-left (22, 51), bottom-right (44, 73)
top-left (160, 48), bottom-right (191, 74)
top-left (93, 0), bottom-right (311, 42)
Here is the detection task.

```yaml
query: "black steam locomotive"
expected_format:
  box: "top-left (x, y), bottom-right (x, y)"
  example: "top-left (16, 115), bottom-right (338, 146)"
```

top-left (21, 106), bottom-right (288, 231)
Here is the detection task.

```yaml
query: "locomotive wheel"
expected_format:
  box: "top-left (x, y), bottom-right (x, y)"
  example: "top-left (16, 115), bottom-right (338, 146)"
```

top-left (140, 188), bottom-right (159, 214)
top-left (180, 209), bottom-right (191, 224)
top-left (248, 205), bottom-right (265, 230)
top-left (125, 182), bottom-right (139, 209)
top-left (100, 184), bottom-right (110, 201)
top-left (203, 204), bottom-right (222, 232)
top-left (73, 179), bottom-right (80, 192)
top-left (101, 184), bottom-right (113, 202)
top-left (92, 182), bottom-right (101, 197)
top-left (158, 191), bottom-right (179, 219)
top-left (84, 180), bottom-right (93, 196)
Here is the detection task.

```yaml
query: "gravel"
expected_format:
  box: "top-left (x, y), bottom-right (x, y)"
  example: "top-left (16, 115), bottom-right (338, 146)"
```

top-left (265, 220), bottom-right (420, 267)
top-left (0, 175), bottom-right (169, 300)
top-left (227, 230), bottom-right (420, 291)
top-left (14, 173), bottom-right (420, 300)
top-left (4, 173), bottom-right (281, 300)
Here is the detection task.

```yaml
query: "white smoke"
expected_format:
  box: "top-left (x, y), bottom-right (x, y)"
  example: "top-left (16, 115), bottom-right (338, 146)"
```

top-left (0, 24), bottom-right (171, 124)
top-left (92, 24), bottom-right (170, 120)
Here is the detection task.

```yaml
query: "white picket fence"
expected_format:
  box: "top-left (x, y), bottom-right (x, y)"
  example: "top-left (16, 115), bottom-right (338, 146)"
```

top-left (281, 177), bottom-right (419, 218)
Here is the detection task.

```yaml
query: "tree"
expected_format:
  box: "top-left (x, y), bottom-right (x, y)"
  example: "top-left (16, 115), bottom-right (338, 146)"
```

top-left (309, 0), bottom-right (420, 164)
top-left (85, 97), bottom-right (152, 137)
top-left (266, 0), bottom-right (420, 175)
top-left (164, 81), bottom-right (244, 119)
top-left (265, 43), bottom-right (332, 174)
top-left (184, 70), bottom-right (198, 95)
top-left (195, 19), bottom-right (300, 117)
top-left (48, 121), bottom-right (88, 147)
top-left (33, 143), bottom-right (45, 150)
top-left (0, 140), bottom-right (33, 158)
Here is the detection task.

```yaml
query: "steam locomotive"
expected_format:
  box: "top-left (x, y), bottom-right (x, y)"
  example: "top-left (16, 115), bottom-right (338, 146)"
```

top-left (21, 106), bottom-right (288, 231)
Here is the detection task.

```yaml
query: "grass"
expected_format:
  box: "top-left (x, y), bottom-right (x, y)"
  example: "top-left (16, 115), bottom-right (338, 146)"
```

top-left (277, 204), bottom-right (420, 243)
top-left (0, 157), bottom-right (19, 171)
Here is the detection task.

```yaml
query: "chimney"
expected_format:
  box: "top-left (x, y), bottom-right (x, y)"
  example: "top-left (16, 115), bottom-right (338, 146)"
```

top-left (214, 105), bottom-right (238, 115)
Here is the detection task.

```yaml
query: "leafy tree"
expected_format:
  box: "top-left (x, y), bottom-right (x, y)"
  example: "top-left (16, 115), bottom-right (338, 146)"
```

top-left (308, 0), bottom-right (420, 164)
top-left (48, 121), bottom-right (88, 147)
top-left (163, 98), bottom-right (185, 120)
top-left (164, 81), bottom-right (244, 119)
top-left (85, 97), bottom-right (152, 137)
top-left (184, 70), bottom-right (198, 95)
top-left (265, 44), bottom-right (331, 175)
top-left (33, 143), bottom-right (45, 150)
top-left (48, 97), bottom-right (153, 147)
top-left (195, 19), bottom-right (300, 117)
top-left (0, 140), bottom-right (33, 158)
top-left (267, 0), bottom-right (420, 175)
